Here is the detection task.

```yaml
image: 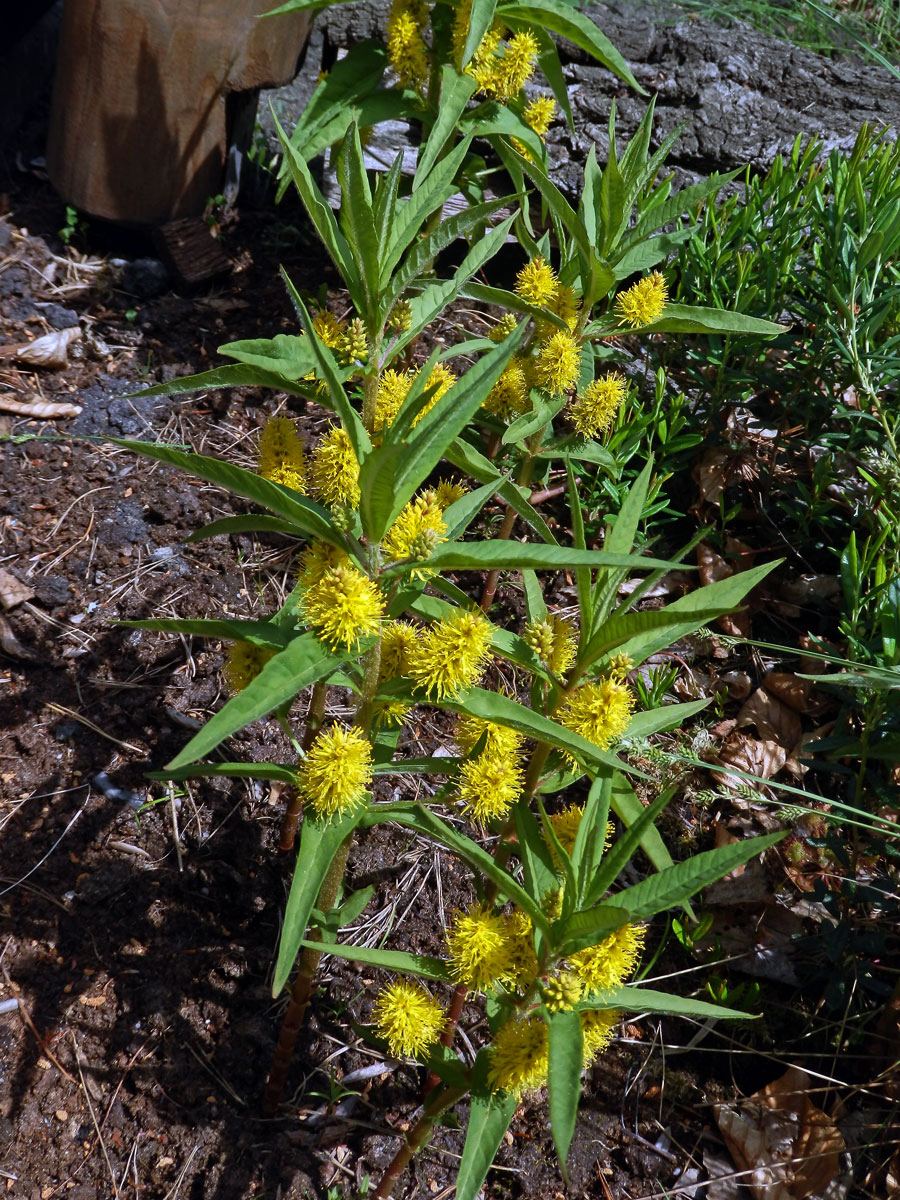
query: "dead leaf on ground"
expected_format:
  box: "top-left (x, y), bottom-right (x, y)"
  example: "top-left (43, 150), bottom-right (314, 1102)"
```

top-left (0, 568), bottom-right (34, 611)
top-left (714, 1065), bottom-right (847, 1200)
top-left (697, 542), bottom-right (751, 637)
top-left (711, 731), bottom-right (788, 789)
top-left (763, 673), bottom-right (812, 713)
top-left (738, 687), bottom-right (803, 755)
top-left (0, 393), bottom-right (82, 419)
top-left (0, 325), bottom-right (81, 368)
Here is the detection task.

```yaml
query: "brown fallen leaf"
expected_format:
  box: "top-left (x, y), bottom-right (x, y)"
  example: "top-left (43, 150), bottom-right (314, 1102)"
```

top-left (715, 1065), bottom-right (846, 1200)
top-left (0, 394), bottom-right (82, 419)
top-left (738, 687), bottom-right (803, 755)
top-left (0, 325), bottom-right (81, 368)
top-left (763, 673), bottom-right (811, 714)
top-left (697, 542), bottom-right (751, 637)
top-left (0, 567), bottom-right (34, 611)
top-left (712, 731), bottom-right (788, 789)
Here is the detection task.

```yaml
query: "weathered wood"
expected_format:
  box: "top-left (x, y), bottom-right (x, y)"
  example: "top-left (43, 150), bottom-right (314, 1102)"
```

top-left (47, 0), bottom-right (311, 226)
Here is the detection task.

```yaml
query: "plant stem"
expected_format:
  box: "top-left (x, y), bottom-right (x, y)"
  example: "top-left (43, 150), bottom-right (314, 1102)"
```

top-left (262, 836), bottom-right (352, 1115)
top-left (278, 679), bottom-right (328, 853)
top-left (371, 1084), bottom-right (467, 1200)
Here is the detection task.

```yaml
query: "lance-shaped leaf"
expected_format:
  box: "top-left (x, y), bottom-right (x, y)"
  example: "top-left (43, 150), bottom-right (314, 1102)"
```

top-left (445, 438), bottom-right (559, 545)
top-left (119, 617), bottom-right (290, 648)
top-left (106, 438), bottom-right (340, 544)
top-left (149, 762), bottom-right (299, 784)
top-left (167, 632), bottom-right (347, 768)
top-left (548, 1009), bottom-right (584, 1170)
top-left (219, 332), bottom-right (321, 380)
top-left (417, 65), bottom-right (479, 177)
top-left (185, 514), bottom-right (304, 542)
top-left (135, 363), bottom-right (311, 398)
top-left (640, 304), bottom-right (789, 336)
top-left (336, 124), bottom-right (380, 314)
top-left (457, 1051), bottom-right (518, 1200)
top-left (272, 806), bottom-right (363, 995)
top-left (500, 0), bottom-right (643, 92)
top-left (579, 985), bottom-right (759, 1021)
top-left (297, 939), bottom-right (450, 981)
top-left (428, 541), bottom-right (676, 573)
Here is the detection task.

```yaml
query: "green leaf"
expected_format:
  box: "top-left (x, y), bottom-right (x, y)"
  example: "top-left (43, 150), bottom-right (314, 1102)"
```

top-left (119, 617), bottom-right (290, 648)
top-left (373, 151), bottom-right (404, 263)
top-left (185, 514), bottom-right (304, 542)
top-left (591, 560), bottom-right (779, 667)
top-left (456, 1066), bottom-right (517, 1200)
top-left (362, 803), bottom-right (550, 934)
top-left (336, 123), bottom-right (380, 312)
top-left (553, 904), bottom-right (631, 956)
top-left (642, 304), bottom-right (789, 336)
top-left (148, 762), bottom-right (299, 784)
top-left (581, 985), bottom-right (757, 1020)
top-left (445, 438), bottom-right (559, 545)
top-left (275, 112), bottom-right (360, 296)
top-left (167, 633), bottom-right (345, 768)
top-left (134, 363), bottom-right (311, 398)
top-left (427, 542), bottom-right (675, 573)
top-left (501, 0), bottom-right (643, 91)
top-left (572, 774), bottom-right (612, 904)
top-left (612, 832), bottom-right (785, 922)
top-left (272, 807), bottom-right (363, 995)
top-left (460, 0), bottom-right (498, 66)
top-left (522, 568), bottom-right (548, 622)
top-left (548, 1009), bottom-right (583, 1170)
top-left (502, 395), bottom-right (565, 445)
top-left (584, 783), bottom-right (676, 908)
top-left (297, 939), bottom-right (450, 981)
top-left (533, 24), bottom-right (575, 133)
top-left (626, 698), bottom-right (710, 739)
top-left (279, 270), bottom-right (373, 467)
top-left (513, 803), bottom-right (560, 942)
top-left (442, 688), bottom-right (641, 778)
top-left (567, 458), bottom-right (593, 634)
top-left (623, 170), bottom-right (742, 248)
top-left (106, 437), bottom-right (339, 543)
top-left (591, 460), bottom-right (654, 628)
top-left (372, 756), bottom-right (462, 775)
top-left (536, 436), bottom-right (616, 468)
top-left (461, 280), bottom-right (569, 331)
top-left (598, 153), bottom-right (627, 256)
top-left (606, 774), bottom-right (683, 902)
top-left (385, 323), bottom-right (524, 523)
top-left (219, 332), bottom-right (320, 380)
top-left (417, 65), bottom-right (478, 177)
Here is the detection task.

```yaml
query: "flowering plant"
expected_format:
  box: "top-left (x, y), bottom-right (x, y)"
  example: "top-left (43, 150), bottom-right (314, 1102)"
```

top-left (109, 9), bottom-right (790, 1197)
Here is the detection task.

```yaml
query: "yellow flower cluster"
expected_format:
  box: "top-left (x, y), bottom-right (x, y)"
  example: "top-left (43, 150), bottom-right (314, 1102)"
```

top-left (557, 678), bottom-right (634, 751)
top-left (309, 426), bottom-right (361, 509)
top-left (453, 3), bottom-right (539, 101)
top-left (484, 358), bottom-right (529, 422)
top-left (569, 922), bottom-right (645, 994)
top-left (373, 363), bottom-right (456, 436)
top-left (534, 330), bottom-right (582, 395)
top-left (614, 271), bottom-right (668, 328)
top-left (383, 490), bottom-right (447, 574)
top-left (298, 724), bottom-right (373, 818)
top-left (432, 478), bottom-right (466, 510)
top-left (488, 1015), bottom-right (548, 1096)
top-left (455, 715), bottom-right (525, 824)
top-left (257, 416), bottom-right (307, 493)
top-left (386, 0), bottom-right (430, 92)
top-left (523, 613), bottom-right (578, 676)
top-left (569, 371), bottom-right (628, 438)
top-left (523, 94), bottom-right (557, 138)
top-left (547, 803), bottom-right (614, 858)
top-left (301, 560), bottom-right (383, 649)
top-left (371, 979), bottom-right (445, 1058)
top-left (446, 903), bottom-right (535, 992)
top-left (515, 256), bottom-right (559, 307)
top-left (379, 620), bottom-right (420, 681)
top-left (222, 641), bottom-right (277, 692)
top-left (408, 609), bottom-right (493, 699)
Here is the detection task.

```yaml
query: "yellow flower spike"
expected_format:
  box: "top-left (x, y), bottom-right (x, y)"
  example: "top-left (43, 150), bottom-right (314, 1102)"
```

top-left (523, 613), bottom-right (577, 676)
top-left (386, 0), bottom-right (430, 91)
top-left (455, 714), bottom-right (523, 759)
top-left (501, 909), bottom-right (538, 988)
top-left (607, 652), bottom-right (635, 680)
top-left (524, 93), bottom-right (557, 138)
top-left (374, 698), bottom-right (413, 729)
top-left (569, 371), bottom-right (628, 438)
top-left (432, 479), bottom-right (466, 510)
top-left (458, 749), bottom-right (523, 824)
top-left (489, 312), bottom-right (519, 342)
top-left (581, 1009), bottom-right (619, 1064)
top-left (382, 490), bottom-right (447, 576)
top-left (301, 562), bottom-right (383, 649)
top-left (374, 368), bottom-right (415, 434)
top-left (312, 309), bottom-right (347, 349)
top-left (222, 642), bottom-right (277, 692)
top-left (446, 904), bottom-right (517, 992)
top-left (547, 803), bottom-right (615, 858)
top-left (488, 1016), bottom-right (548, 1096)
top-left (388, 298), bottom-right (412, 333)
top-left (413, 362), bottom-right (456, 425)
top-left (495, 30), bottom-right (539, 99)
top-left (557, 678), bottom-right (634, 751)
top-left (371, 979), bottom-right (445, 1058)
top-left (515, 255), bottom-right (559, 307)
top-left (298, 540), bottom-right (350, 588)
top-left (534, 330), bottom-right (582, 395)
top-left (542, 971), bottom-right (583, 1013)
top-left (298, 725), bottom-right (373, 819)
top-left (569, 923), bottom-right (646, 994)
top-left (379, 620), bottom-right (420, 681)
top-left (483, 358), bottom-right (529, 421)
top-left (614, 271), bottom-right (668, 328)
top-left (339, 316), bottom-right (368, 363)
top-left (408, 610), bottom-right (494, 699)
top-left (257, 416), bottom-right (307, 494)
top-left (309, 426), bottom-right (361, 509)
